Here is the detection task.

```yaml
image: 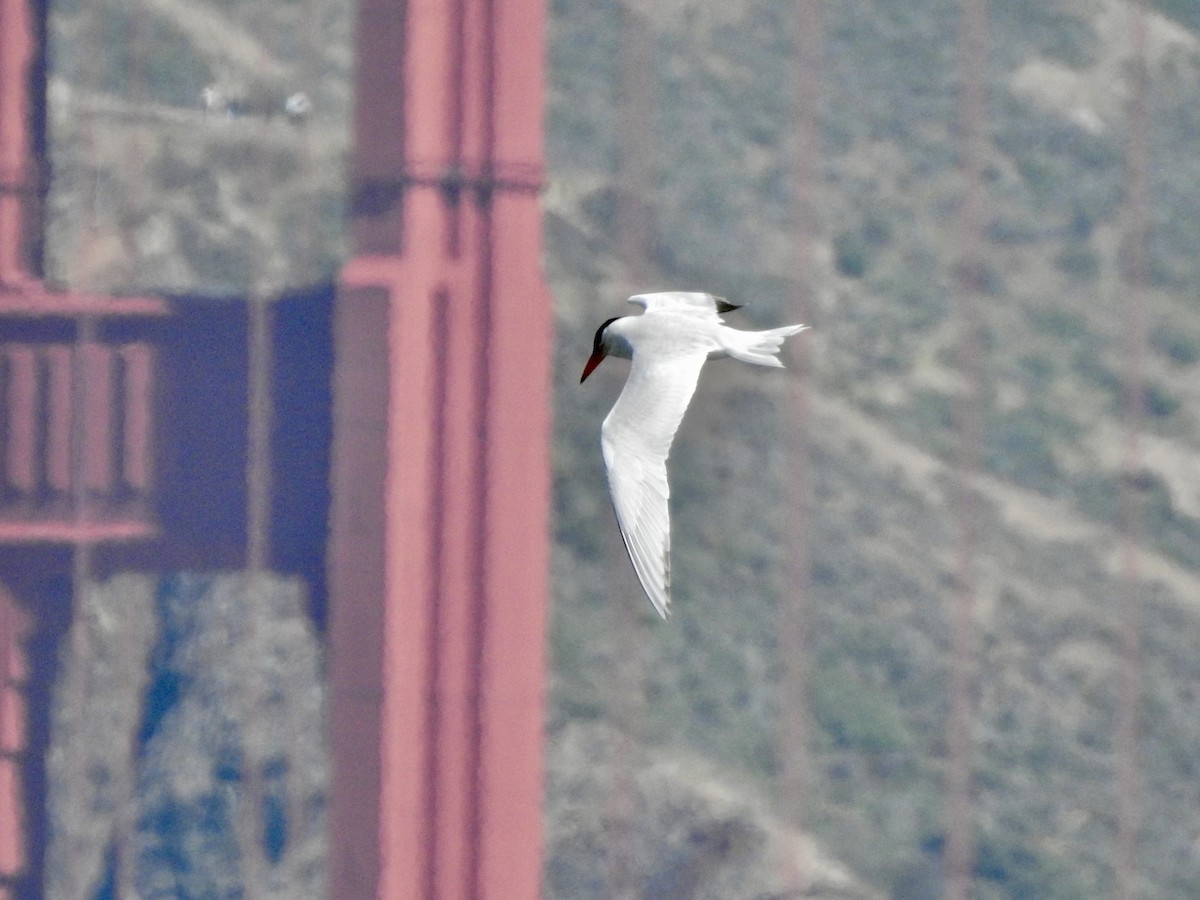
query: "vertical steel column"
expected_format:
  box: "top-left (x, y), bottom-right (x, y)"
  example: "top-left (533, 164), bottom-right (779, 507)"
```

top-left (615, 3), bottom-right (656, 285)
top-left (330, 0), bottom-right (551, 897)
top-left (0, 584), bottom-right (29, 897)
top-left (246, 295), bottom-right (274, 574)
top-left (778, 0), bottom-right (823, 892)
top-left (1114, 5), bottom-right (1149, 899)
top-left (0, 0), bottom-right (36, 286)
top-left (945, 1), bottom-right (988, 898)
top-left (0, 3), bottom-right (35, 890)
top-left (607, 5), bottom-right (658, 898)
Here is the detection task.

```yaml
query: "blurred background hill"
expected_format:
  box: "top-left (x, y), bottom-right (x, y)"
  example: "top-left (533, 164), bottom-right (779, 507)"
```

top-left (544, 1), bottom-right (1200, 898)
top-left (39, 0), bottom-right (1200, 897)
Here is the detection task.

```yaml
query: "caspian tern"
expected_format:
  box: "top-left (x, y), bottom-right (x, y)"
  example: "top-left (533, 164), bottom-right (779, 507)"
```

top-left (580, 291), bottom-right (808, 618)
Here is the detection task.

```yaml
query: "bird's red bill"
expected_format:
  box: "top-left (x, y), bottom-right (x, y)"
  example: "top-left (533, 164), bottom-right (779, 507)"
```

top-left (580, 351), bottom-right (606, 383)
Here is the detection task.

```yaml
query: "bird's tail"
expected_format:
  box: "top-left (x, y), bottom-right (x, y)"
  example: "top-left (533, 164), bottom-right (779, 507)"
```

top-left (721, 323), bottom-right (809, 367)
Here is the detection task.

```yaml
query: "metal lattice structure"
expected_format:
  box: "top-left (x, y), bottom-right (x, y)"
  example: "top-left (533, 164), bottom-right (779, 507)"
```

top-left (1, 0), bottom-right (554, 896)
top-left (0, 3), bottom-right (165, 895)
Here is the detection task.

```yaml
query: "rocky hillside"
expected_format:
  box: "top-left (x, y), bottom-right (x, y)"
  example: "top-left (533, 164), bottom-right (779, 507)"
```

top-left (546, 0), bottom-right (1200, 897)
top-left (46, 0), bottom-right (352, 297)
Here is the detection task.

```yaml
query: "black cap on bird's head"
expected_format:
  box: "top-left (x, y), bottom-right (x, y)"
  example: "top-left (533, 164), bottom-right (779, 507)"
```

top-left (580, 316), bottom-right (622, 383)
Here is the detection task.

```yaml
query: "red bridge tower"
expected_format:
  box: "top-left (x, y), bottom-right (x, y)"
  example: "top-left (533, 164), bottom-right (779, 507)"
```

top-left (329, 0), bottom-right (552, 897)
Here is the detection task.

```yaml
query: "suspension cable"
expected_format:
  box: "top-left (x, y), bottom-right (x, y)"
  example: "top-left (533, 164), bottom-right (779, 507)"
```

top-left (607, 5), bottom-right (657, 896)
top-left (944, 1), bottom-right (988, 897)
top-left (778, 0), bottom-right (823, 892)
top-left (1114, 3), bottom-right (1149, 898)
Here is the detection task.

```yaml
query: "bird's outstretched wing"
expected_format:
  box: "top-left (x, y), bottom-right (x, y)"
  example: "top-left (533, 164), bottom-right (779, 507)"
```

top-left (628, 291), bottom-right (742, 320)
top-left (600, 348), bottom-right (708, 618)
